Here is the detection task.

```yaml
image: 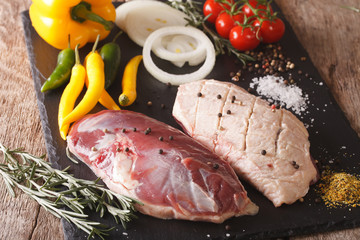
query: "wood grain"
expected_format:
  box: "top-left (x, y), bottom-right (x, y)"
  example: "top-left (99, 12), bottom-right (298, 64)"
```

top-left (0, 0), bottom-right (359, 239)
top-left (0, 0), bottom-right (63, 239)
top-left (275, 0), bottom-right (360, 137)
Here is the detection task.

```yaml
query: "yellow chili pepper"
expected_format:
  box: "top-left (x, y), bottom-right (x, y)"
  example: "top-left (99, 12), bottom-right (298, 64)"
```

top-left (118, 55), bottom-right (143, 107)
top-left (29, 0), bottom-right (115, 49)
top-left (58, 44), bottom-right (85, 140)
top-left (61, 35), bottom-right (104, 128)
top-left (98, 90), bottom-right (120, 110)
top-left (84, 54), bottom-right (120, 111)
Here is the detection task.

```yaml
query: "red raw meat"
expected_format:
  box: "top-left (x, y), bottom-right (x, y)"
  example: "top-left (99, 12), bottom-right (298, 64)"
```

top-left (67, 110), bottom-right (258, 223)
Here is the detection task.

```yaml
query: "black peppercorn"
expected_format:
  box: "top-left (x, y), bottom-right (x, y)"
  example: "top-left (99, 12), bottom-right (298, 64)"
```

top-left (197, 92), bottom-right (202, 97)
top-left (159, 136), bottom-right (164, 141)
top-left (145, 128), bottom-right (151, 135)
top-left (159, 149), bottom-right (163, 154)
top-left (261, 150), bottom-right (266, 155)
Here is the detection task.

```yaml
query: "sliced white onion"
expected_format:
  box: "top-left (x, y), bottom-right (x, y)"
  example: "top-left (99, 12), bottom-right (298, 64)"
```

top-left (169, 35), bottom-right (207, 66)
top-left (119, 1), bottom-right (188, 46)
top-left (115, 0), bottom-right (159, 32)
top-left (151, 34), bottom-right (206, 66)
top-left (143, 26), bottom-right (216, 85)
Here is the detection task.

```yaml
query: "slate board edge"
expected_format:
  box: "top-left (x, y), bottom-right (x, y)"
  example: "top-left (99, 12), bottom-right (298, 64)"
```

top-left (21, 11), bottom-right (62, 171)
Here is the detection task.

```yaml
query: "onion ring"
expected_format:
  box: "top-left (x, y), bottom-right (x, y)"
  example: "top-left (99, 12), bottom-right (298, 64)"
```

top-left (143, 26), bottom-right (216, 85)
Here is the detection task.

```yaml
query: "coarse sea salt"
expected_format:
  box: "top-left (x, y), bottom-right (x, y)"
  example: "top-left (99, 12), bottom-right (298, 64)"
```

top-left (250, 75), bottom-right (308, 115)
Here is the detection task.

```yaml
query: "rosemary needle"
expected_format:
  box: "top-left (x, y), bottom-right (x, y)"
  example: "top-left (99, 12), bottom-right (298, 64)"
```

top-left (0, 143), bottom-right (140, 240)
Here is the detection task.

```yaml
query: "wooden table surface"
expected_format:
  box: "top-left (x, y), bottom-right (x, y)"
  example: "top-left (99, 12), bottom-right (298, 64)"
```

top-left (0, 0), bottom-right (359, 239)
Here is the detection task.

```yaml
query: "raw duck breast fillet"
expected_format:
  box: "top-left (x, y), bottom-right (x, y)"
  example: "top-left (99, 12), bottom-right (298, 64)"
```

top-left (67, 110), bottom-right (258, 223)
top-left (173, 80), bottom-right (318, 207)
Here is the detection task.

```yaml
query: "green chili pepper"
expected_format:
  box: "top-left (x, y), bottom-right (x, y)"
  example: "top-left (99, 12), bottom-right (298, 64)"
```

top-left (41, 46), bottom-right (75, 92)
top-left (100, 33), bottom-right (121, 89)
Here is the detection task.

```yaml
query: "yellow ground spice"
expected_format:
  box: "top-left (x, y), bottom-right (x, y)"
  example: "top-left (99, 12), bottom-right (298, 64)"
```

top-left (317, 170), bottom-right (360, 208)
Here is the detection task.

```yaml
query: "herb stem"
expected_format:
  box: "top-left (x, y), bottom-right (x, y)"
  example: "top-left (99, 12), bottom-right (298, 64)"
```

top-left (0, 142), bottom-right (140, 240)
top-left (169, 0), bottom-right (254, 64)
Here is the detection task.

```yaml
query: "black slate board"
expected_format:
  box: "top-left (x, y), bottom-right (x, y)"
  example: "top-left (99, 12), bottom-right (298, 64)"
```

top-left (21, 2), bottom-right (360, 240)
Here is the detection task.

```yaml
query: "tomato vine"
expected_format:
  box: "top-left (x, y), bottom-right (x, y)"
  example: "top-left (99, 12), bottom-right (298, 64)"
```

top-left (169, 0), bottom-right (285, 62)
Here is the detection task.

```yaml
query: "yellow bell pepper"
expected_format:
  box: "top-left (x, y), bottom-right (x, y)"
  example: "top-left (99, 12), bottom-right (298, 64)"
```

top-left (29, 0), bottom-right (115, 49)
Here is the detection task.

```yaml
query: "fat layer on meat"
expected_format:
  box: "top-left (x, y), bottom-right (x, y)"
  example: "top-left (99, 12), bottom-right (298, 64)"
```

top-left (173, 80), bottom-right (318, 207)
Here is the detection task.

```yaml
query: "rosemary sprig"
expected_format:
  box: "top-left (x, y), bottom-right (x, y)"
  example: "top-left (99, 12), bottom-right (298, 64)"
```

top-left (0, 143), bottom-right (140, 240)
top-left (168, 0), bottom-right (254, 64)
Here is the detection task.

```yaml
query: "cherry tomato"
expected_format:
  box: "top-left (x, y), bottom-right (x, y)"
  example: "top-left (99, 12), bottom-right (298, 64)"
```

top-left (242, 0), bottom-right (272, 18)
top-left (229, 26), bottom-right (260, 51)
top-left (258, 18), bottom-right (285, 43)
top-left (215, 12), bottom-right (244, 39)
top-left (252, 19), bottom-right (261, 27)
top-left (203, 0), bottom-right (233, 23)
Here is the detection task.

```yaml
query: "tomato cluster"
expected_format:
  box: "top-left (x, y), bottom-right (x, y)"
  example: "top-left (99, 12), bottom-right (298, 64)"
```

top-left (203, 0), bottom-right (285, 51)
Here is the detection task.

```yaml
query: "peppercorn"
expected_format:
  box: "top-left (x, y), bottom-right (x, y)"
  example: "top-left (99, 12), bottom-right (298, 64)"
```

top-left (125, 147), bottom-right (129, 152)
top-left (231, 75), bottom-right (239, 82)
top-left (159, 136), bottom-right (163, 141)
top-left (227, 110), bottom-right (231, 115)
top-left (261, 150), bottom-right (266, 155)
top-left (133, 128), bottom-right (137, 132)
top-left (169, 136), bottom-right (174, 140)
top-left (218, 113), bottom-right (222, 117)
top-left (159, 149), bottom-right (163, 154)
top-left (197, 92), bottom-right (202, 97)
top-left (213, 163), bottom-right (219, 169)
top-left (217, 94), bottom-right (222, 99)
top-left (145, 128), bottom-right (151, 135)
top-left (122, 128), bottom-right (126, 133)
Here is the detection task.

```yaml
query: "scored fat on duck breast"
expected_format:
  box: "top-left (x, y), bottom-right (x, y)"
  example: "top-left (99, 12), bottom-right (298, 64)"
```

top-left (67, 110), bottom-right (258, 223)
top-left (173, 80), bottom-right (318, 207)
